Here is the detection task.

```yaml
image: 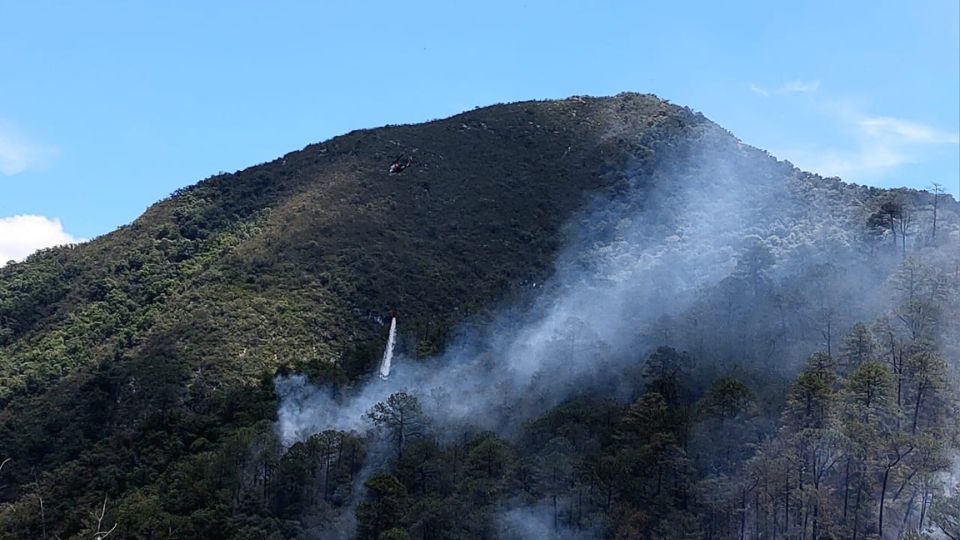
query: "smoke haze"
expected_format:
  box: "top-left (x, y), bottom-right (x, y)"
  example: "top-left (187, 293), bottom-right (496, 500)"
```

top-left (275, 114), bottom-right (960, 538)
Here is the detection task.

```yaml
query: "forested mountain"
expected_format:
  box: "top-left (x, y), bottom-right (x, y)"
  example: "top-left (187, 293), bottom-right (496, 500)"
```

top-left (0, 93), bottom-right (958, 539)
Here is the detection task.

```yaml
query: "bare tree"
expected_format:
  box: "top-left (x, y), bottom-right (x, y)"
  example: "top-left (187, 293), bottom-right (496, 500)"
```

top-left (878, 441), bottom-right (915, 536)
top-left (33, 472), bottom-right (46, 540)
top-left (93, 496), bottom-right (117, 539)
top-left (929, 182), bottom-right (944, 244)
top-left (895, 201), bottom-right (914, 256)
top-left (0, 458), bottom-right (10, 491)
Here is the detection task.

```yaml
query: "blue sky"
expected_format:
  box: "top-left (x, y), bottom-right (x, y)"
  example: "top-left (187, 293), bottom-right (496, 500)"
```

top-left (1, 1), bottom-right (958, 262)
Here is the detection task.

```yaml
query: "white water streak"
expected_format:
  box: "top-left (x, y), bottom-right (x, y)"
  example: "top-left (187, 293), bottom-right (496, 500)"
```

top-left (378, 317), bottom-right (397, 379)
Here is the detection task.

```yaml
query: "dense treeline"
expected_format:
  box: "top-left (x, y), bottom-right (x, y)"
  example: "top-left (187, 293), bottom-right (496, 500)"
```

top-left (340, 253), bottom-right (959, 540)
top-left (37, 301), bottom-right (951, 538)
top-left (6, 251), bottom-right (949, 539)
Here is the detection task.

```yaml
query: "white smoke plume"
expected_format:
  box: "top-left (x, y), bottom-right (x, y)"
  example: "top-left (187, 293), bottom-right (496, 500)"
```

top-left (497, 504), bottom-right (598, 540)
top-left (275, 122), bottom-right (890, 443)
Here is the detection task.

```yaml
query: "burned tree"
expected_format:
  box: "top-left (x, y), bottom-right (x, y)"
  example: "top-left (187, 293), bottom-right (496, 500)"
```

top-left (929, 182), bottom-right (944, 244)
top-left (868, 197), bottom-right (914, 256)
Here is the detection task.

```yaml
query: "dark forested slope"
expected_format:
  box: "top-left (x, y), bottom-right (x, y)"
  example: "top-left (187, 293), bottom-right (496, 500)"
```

top-left (0, 94), bottom-right (957, 539)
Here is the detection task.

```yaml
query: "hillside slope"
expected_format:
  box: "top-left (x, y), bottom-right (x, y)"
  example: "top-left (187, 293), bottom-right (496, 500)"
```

top-left (0, 93), bottom-right (957, 538)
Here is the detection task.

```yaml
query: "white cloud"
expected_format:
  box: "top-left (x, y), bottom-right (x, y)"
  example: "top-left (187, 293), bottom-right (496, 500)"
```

top-left (766, 94), bottom-right (960, 181)
top-left (749, 83), bottom-right (770, 98)
top-left (782, 111), bottom-right (960, 180)
top-left (782, 145), bottom-right (908, 179)
top-left (779, 79), bottom-right (820, 94)
top-left (0, 215), bottom-right (82, 265)
top-left (749, 80), bottom-right (820, 98)
top-left (857, 115), bottom-right (960, 144)
top-left (0, 121), bottom-right (57, 176)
